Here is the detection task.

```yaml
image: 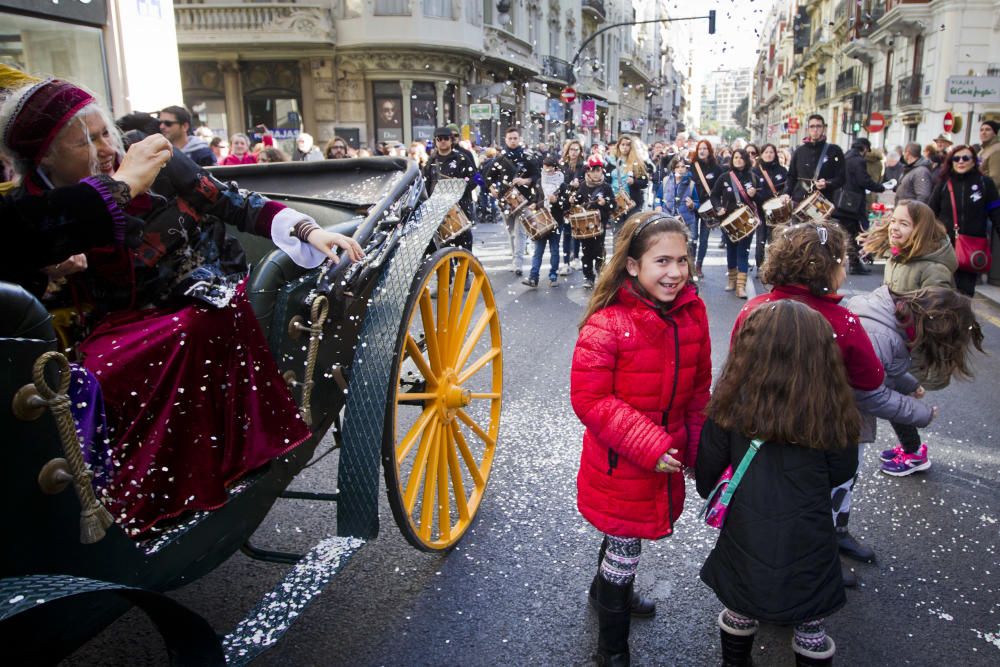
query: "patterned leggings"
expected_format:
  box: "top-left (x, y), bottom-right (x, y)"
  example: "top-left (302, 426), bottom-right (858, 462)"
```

top-left (721, 608), bottom-right (828, 653)
top-left (598, 534), bottom-right (642, 586)
top-left (831, 444), bottom-right (865, 531)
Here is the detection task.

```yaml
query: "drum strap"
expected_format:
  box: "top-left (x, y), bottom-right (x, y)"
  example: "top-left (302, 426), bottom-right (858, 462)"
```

top-left (694, 161), bottom-right (711, 197)
top-left (729, 172), bottom-right (758, 215)
top-left (812, 143), bottom-right (831, 183)
top-left (760, 167), bottom-right (778, 198)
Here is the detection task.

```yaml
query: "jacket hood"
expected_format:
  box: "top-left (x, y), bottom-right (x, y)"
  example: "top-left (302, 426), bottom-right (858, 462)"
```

top-left (847, 285), bottom-right (898, 332)
top-left (918, 236), bottom-right (959, 273)
top-left (181, 136), bottom-right (210, 154)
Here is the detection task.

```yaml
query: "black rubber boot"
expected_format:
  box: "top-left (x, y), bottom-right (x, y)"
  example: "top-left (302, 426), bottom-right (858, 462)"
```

top-left (592, 539), bottom-right (656, 618)
top-left (793, 636), bottom-right (836, 666)
top-left (718, 611), bottom-right (756, 666)
top-left (594, 575), bottom-right (631, 667)
top-left (837, 530), bottom-right (875, 563)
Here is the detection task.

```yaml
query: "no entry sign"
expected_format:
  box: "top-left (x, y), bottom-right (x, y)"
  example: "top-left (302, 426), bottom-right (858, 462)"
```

top-left (943, 111), bottom-right (954, 133)
top-left (867, 112), bottom-right (886, 133)
top-left (561, 87), bottom-right (576, 104)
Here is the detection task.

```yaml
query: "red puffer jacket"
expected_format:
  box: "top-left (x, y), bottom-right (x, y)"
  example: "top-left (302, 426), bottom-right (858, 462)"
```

top-left (571, 283), bottom-right (711, 540)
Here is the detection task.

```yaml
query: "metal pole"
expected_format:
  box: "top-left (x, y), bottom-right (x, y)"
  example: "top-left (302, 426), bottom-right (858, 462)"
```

top-left (966, 103), bottom-right (974, 146)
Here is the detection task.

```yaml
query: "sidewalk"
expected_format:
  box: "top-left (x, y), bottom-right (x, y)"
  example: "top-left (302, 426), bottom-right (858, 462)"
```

top-left (977, 282), bottom-right (1000, 309)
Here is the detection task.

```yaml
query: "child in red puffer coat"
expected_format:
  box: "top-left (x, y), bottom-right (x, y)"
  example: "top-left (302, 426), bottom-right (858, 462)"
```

top-left (571, 212), bottom-right (712, 666)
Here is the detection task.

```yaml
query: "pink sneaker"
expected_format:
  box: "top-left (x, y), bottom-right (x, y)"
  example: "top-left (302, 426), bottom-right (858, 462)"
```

top-left (879, 444), bottom-right (905, 462)
top-left (880, 444), bottom-right (931, 477)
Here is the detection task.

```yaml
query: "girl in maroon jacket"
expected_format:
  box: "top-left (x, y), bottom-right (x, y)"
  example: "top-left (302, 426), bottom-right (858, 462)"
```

top-left (571, 212), bottom-right (712, 666)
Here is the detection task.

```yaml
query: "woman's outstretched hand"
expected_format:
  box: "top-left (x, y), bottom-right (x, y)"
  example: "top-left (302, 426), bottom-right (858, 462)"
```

top-left (307, 229), bottom-right (365, 263)
top-left (113, 135), bottom-right (172, 195)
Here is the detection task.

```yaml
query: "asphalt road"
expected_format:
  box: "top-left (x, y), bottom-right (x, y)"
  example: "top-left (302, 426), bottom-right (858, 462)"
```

top-left (65, 220), bottom-right (1000, 666)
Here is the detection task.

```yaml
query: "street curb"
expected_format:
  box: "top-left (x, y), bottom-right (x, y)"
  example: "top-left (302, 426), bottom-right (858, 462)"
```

top-left (978, 283), bottom-right (1000, 309)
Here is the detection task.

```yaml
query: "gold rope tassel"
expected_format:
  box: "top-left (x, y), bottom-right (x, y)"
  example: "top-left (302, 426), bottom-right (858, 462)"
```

top-left (33, 351), bottom-right (114, 544)
top-left (300, 294), bottom-right (329, 427)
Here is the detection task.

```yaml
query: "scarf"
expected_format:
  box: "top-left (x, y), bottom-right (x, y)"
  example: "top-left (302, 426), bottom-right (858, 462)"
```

top-left (540, 169), bottom-right (564, 210)
top-left (585, 170), bottom-right (605, 188)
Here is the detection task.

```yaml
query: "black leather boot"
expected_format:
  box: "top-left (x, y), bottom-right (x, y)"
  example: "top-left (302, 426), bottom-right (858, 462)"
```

top-left (594, 575), bottom-right (631, 667)
top-left (592, 539), bottom-right (656, 618)
top-left (837, 530), bottom-right (876, 563)
top-left (718, 611), bottom-right (756, 666)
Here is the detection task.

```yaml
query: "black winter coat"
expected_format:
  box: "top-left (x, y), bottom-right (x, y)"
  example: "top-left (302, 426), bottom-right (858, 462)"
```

top-left (928, 170), bottom-right (1000, 240)
top-left (753, 160), bottom-right (789, 199)
top-left (833, 148), bottom-right (885, 221)
top-left (571, 181), bottom-right (614, 226)
top-left (691, 159), bottom-right (723, 204)
top-left (787, 140), bottom-right (846, 203)
top-left (696, 418), bottom-right (858, 624)
top-left (709, 167), bottom-right (760, 218)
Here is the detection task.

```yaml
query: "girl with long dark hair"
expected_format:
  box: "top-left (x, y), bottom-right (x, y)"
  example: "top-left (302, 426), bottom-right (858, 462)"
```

top-left (690, 139), bottom-right (722, 279)
top-left (710, 148), bottom-right (760, 298)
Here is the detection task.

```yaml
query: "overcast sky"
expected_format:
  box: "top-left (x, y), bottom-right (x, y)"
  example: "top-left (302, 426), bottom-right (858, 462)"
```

top-left (689, 0), bottom-right (774, 80)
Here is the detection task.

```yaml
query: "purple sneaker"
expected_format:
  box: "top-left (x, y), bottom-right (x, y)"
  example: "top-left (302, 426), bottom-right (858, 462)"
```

top-left (879, 444), bottom-right (905, 462)
top-left (880, 444), bottom-right (931, 477)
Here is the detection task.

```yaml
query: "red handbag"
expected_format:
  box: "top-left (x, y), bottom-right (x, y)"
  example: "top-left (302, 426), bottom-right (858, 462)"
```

top-left (948, 181), bottom-right (992, 273)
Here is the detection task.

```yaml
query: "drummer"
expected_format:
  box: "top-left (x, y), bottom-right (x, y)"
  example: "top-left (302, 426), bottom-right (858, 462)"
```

top-left (753, 143), bottom-right (791, 269)
top-left (689, 139), bottom-right (723, 280)
top-left (787, 114), bottom-right (846, 204)
top-left (710, 148), bottom-right (761, 299)
top-left (571, 155), bottom-right (615, 289)
top-left (424, 126), bottom-right (476, 250)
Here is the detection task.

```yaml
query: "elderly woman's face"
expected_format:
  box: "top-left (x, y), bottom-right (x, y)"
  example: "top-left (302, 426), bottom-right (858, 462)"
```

top-left (43, 111), bottom-right (117, 186)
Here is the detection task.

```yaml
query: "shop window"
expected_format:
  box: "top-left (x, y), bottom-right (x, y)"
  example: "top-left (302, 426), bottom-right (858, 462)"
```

top-left (411, 82), bottom-right (438, 142)
top-left (246, 97), bottom-right (301, 133)
top-left (189, 99), bottom-right (228, 139)
top-left (0, 13), bottom-right (109, 108)
top-left (374, 81), bottom-right (403, 142)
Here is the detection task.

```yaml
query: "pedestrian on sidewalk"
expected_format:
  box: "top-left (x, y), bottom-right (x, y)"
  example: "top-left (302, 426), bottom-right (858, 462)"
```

top-left (733, 222), bottom-right (886, 584)
top-left (848, 286), bottom-right (983, 477)
top-left (570, 156), bottom-right (614, 289)
top-left (698, 299), bottom-right (861, 667)
top-left (571, 213), bottom-right (711, 666)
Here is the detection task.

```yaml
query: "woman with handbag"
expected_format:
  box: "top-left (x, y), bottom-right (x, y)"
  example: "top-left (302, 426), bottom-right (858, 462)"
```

top-left (698, 299), bottom-right (860, 667)
top-left (833, 138), bottom-right (888, 275)
top-left (927, 144), bottom-right (1000, 296)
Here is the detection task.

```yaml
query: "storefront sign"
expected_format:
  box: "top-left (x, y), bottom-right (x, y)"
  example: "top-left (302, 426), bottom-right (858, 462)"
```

top-left (946, 77), bottom-right (1000, 104)
top-left (470, 103), bottom-right (493, 120)
top-left (581, 99), bottom-right (597, 128)
top-left (0, 0), bottom-right (107, 26)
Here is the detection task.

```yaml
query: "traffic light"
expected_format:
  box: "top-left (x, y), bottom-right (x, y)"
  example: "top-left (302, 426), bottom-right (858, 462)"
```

top-left (708, 10), bottom-right (716, 34)
top-left (852, 121), bottom-right (862, 133)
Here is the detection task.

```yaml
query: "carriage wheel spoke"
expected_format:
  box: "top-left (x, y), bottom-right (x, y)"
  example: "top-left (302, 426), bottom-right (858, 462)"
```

top-left (436, 263), bottom-right (450, 353)
top-left (418, 290), bottom-right (443, 374)
top-left (453, 307), bottom-right (494, 371)
top-left (451, 420), bottom-right (486, 488)
top-left (418, 422), bottom-right (442, 541)
top-left (446, 259), bottom-right (470, 362)
top-left (446, 424), bottom-right (471, 520)
top-left (453, 275), bottom-right (485, 359)
top-left (403, 418), bottom-right (439, 513)
top-left (469, 392), bottom-right (501, 400)
top-left (458, 347), bottom-right (501, 385)
top-left (404, 334), bottom-right (435, 384)
top-left (396, 403), bottom-right (436, 463)
top-left (436, 424), bottom-right (451, 541)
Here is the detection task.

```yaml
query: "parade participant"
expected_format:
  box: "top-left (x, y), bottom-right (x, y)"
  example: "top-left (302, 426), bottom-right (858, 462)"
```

top-left (733, 222), bottom-right (886, 583)
top-left (786, 114), bottom-right (845, 204)
top-left (894, 143), bottom-right (933, 204)
top-left (291, 133), bottom-right (323, 162)
top-left (928, 144), bottom-right (1000, 296)
top-left (571, 156), bottom-right (615, 289)
top-left (690, 139), bottom-right (722, 279)
top-left (220, 133), bottom-right (258, 165)
top-left (158, 105), bottom-right (216, 167)
top-left (607, 135), bottom-right (651, 244)
top-left (710, 148), bottom-right (760, 298)
top-left (699, 300), bottom-right (860, 667)
top-left (849, 286), bottom-right (982, 477)
top-left (745, 143), bottom-right (760, 168)
top-left (424, 126), bottom-right (476, 251)
top-left (560, 140), bottom-right (587, 272)
top-left (752, 143), bottom-right (789, 269)
top-left (660, 157), bottom-right (699, 266)
top-left (495, 126), bottom-right (540, 276)
top-left (408, 141), bottom-right (428, 167)
top-left (0, 73), bottom-right (363, 535)
top-left (833, 137), bottom-right (889, 275)
top-left (572, 213), bottom-right (711, 666)
top-left (523, 155), bottom-right (565, 288)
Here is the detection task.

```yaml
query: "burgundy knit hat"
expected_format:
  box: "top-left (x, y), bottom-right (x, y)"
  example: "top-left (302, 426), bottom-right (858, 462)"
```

top-left (3, 78), bottom-right (95, 165)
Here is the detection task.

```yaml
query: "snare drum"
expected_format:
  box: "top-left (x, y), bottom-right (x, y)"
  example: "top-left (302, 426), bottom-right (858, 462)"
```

top-left (519, 204), bottom-right (558, 242)
top-left (614, 190), bottom-right (635, 219)
top-left (720, 206), bottom-right (760, 243)
top-left (568, 206), bottom-right (602, 239)
top-left (500, 187), bottom-right (529, 221)
top-left (762, 197), bottom-right (794, 227)
top-left (697, 201), bottom-right (722, 228)
top-left (438, 205), bottom-right (472, 242)
top-left (792, 191), bottom-right (835, 223)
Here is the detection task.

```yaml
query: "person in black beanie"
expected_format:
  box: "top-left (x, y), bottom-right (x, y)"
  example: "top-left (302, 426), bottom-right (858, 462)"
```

top-left (833, 137), bottom-right (889, 274)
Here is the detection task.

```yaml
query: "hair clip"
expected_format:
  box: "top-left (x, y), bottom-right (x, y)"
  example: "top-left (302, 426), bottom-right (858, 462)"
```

top-left (816, 225), bottom-right (828, 245)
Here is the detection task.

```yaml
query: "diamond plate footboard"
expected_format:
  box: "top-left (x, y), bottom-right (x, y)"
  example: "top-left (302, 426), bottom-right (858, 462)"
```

top-left (336, 180), bottom-right (464, 540)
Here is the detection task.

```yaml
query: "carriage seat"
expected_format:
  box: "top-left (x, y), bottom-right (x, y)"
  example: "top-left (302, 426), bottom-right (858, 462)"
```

top-left (245, 219), bottom-right (362, 342)
top-left (0, 281), bottom-right (56, 342)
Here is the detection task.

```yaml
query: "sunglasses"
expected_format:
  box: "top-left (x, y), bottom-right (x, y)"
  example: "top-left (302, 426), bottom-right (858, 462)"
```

top-left (435, 136), bottom-right (451, 141)
top-left (951, 155), bottom-right (974, 163)
top-left (159, 120), bottom-right (178, 127)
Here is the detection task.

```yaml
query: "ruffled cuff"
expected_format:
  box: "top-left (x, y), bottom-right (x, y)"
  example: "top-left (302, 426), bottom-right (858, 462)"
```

top-left (270, 207), bottom-right (328, 269)
top-left (80, 176), bottom-right (128, 243)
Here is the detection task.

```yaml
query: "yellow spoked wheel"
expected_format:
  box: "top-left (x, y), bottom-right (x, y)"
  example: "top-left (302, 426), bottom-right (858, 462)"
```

top-left (384, 247), bottom-right (502, 551)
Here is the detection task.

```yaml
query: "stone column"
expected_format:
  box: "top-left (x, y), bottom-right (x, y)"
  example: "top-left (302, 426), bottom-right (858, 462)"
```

top-left (435, 80), bottom-right (448, 126)
top-left (299, 59), bottom-right (317, 136)
top-left (220, 60), bottom-right (244, 135)
top-left (400, 80), bottom-right (414, 145)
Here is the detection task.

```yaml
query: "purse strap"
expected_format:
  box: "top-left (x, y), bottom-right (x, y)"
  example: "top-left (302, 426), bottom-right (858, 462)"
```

top-left (718, 438), bottom-right (764, 507)
top-left (947, 180), bottom-right (959, 233)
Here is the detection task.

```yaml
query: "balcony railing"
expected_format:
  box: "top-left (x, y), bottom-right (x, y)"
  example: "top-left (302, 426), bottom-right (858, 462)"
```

top-left (897, 73), bottom-right (922, 106)
top-left (836, 67), bottom-right (859, 95)
top-left (871, 84), bottom-right (892, 110)
top-left (582, 0), bottom-right (606, 21)
top-left (816, 82), bottom-right (829, 103)
top-left (542, 56), bottom-right (573, 83)
top-left (175, 3), bottom-right (336, 45)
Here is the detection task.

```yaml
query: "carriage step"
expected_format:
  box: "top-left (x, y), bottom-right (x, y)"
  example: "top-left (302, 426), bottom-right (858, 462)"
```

top-left (223, 535), bottom-right (365, 666)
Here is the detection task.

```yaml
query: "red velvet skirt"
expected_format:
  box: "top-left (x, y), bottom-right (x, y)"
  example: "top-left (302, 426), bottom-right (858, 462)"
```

top-left (79, 283), bottom-right (311, 536)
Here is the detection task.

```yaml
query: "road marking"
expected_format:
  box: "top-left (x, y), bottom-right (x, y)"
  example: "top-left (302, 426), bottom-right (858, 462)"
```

top-left (973, 302), bottom-right (1000, 330)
